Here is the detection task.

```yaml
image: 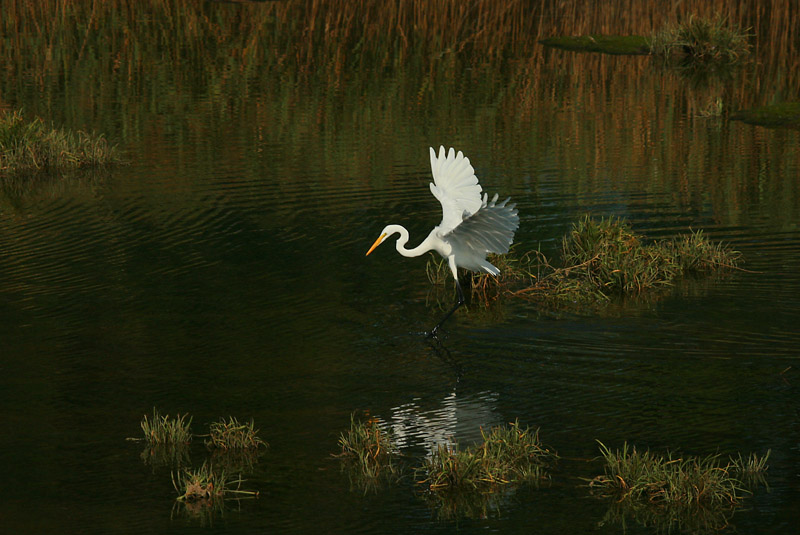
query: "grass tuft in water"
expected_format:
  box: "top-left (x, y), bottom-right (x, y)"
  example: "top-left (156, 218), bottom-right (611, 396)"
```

top-left (589, 441), bottom-right (768, 506)
top-left (172, 461), bottom-right (258, 509)
top-left (0, 109), bottom-right (121, 174)
top-left (206, 417), bottom-right (268, 451)
top-left (337, 413), bottom-right (399, 481)
top-left (427, 216), bottom-right (741, 310)
top-left (418, 420), bottom-right (556, 493)
top-left (730, 449), bottom-right (770, 488)
top-left (648, 15), bottom-right (751, 66)
top-left (141, 408), bottom-right (193, 445)
top-left (590, 442), bottom-right (769, 533)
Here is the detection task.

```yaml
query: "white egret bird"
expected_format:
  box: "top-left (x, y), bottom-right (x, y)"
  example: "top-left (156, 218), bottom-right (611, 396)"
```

top-left (366, 146), bottom-right (519, 335)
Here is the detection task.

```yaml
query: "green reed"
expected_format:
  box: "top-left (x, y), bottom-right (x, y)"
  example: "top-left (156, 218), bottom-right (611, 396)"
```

top-left (140, 408), bottom-right (193, 445)
top-left (172, 461), bottom-right (257, 503)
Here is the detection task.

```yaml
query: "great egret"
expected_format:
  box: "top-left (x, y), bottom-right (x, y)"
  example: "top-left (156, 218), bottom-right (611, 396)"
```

top-left (366, 146), bottom-right (519, 335)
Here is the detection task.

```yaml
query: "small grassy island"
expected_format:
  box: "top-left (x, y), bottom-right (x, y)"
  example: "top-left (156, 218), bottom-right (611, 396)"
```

top-left (427, 216), bottom-right (741, 309)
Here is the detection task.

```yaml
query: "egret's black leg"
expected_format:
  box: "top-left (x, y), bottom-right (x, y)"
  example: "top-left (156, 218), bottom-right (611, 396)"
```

top-left (428, 279), bottom-right (465, 338)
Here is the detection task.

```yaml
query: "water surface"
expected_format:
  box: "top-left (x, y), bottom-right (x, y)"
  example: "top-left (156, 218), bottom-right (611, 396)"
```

top-left (1, 2), bottom-right (799, 533)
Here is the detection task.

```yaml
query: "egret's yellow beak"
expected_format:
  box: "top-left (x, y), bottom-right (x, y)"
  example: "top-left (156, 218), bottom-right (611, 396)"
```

top-left (366, 233), bottom-right (386, 256)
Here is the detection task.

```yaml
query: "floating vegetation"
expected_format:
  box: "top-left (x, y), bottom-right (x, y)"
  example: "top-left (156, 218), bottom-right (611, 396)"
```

top-left (540, 35), bottom-right (650, 55)
top-left (206, 417), bottom-right (268, 451)
top-left (0, 109), bottom-right (121, 175)
top-left (417, 420), bottom-right (556, 493)
top-left (731, 103), bottom-right (800, 129)
top-left (648, 15), bottom-right (751, 67)
top-left (141, 408), bottom-right (193, 445)
top-left (427, 216), bottom-right (741, 311)
top-left (337, 413), bottom-right (399, 485)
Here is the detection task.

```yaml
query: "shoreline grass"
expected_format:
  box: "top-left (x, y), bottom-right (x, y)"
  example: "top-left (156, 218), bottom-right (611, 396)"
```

top-left (0, 110), bottom-right (121, 175)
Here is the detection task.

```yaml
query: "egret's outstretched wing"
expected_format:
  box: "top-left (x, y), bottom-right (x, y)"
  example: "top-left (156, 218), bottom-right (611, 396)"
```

top-left (445, 193), bottom-right (519, 256)
top-left (428, 146), bottom-right (483, 232)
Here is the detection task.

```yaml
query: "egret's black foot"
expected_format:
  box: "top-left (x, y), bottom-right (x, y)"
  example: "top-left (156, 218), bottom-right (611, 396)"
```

top-left (426, 325), bottom-right (443, 339)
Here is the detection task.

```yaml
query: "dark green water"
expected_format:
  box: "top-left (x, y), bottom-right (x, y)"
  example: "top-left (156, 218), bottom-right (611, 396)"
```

top-left (2, 5), bottom-right (800, 534)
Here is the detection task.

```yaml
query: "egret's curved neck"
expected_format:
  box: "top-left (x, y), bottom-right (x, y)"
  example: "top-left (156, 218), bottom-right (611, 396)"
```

top-left (385, 224), bottom-right (434, 258)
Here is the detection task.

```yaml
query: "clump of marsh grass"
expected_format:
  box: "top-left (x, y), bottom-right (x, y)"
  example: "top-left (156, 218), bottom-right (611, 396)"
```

top-left (546, 216), bottom-right (741, 299)
top-left (172, 461), bottom-right (258, 522)
top-left (206, 417), bottom-right (268, 451)
top-left (0, 109), bottom-right (121, 174)
top-left (589, 441), bottom-right (768, 506)
top-left (648, 16), bottom-right (751, 67)
top-left (731, 449), bottom-right (770, 488)
top-left (204, 417), bottom-right (268, 473)
top-left (590, 442), bottom-right (769, 533)
top-left (417, 420), bottom-right (556, 493)
top-left (337, 413), bottom-right (399, 482)
top-left (141, 408), bottom-right (193, 445)
top-left (427, 216), bottom-right (741, 311)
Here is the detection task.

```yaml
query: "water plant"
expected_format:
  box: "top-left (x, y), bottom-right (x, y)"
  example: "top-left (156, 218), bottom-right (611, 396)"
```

top-left (140, 408), bottom-right (193, 445)
top-left (172, 461), bottom-right (258, 513)
top-left (0, 109), bottom-right (121, 174)
top-left (427, 216), bottom-right (741, 310)
top-left (554, 216), bottom-right (741, 296)
top-left (589, 441), bottom-right (768, 506)
top-left (590, 442), bottom-right (769, 533)
top-left (417, 420), bottom-right (556, 493)
top-left (648, 15), bottom-right (751, 66)
top-left (337, 413), bottom-right (399, 480)
top-left (206, 417), bottom-right (268, 451)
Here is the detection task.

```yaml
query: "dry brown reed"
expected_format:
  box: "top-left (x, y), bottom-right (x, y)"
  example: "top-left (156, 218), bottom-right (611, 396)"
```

top-left (2, 0), bottom-right (798, 227)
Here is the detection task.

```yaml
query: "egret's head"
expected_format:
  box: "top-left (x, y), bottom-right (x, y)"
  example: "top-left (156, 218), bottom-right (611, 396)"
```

top-left (365, 227), bottom-right (390, 256)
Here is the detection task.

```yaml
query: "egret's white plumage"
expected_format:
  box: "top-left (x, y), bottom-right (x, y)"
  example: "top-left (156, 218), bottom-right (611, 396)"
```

top-left (366, 146), bottom-right (519, 333)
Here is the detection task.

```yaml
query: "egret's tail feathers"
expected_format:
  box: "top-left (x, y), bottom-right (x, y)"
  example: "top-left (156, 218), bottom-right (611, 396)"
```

top-left (479, 259), bottom-right (501, 276)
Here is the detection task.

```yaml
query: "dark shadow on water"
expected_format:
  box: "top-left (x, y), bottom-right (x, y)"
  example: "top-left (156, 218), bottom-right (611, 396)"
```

top-left (425, 333), bottom-right (464, 381)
